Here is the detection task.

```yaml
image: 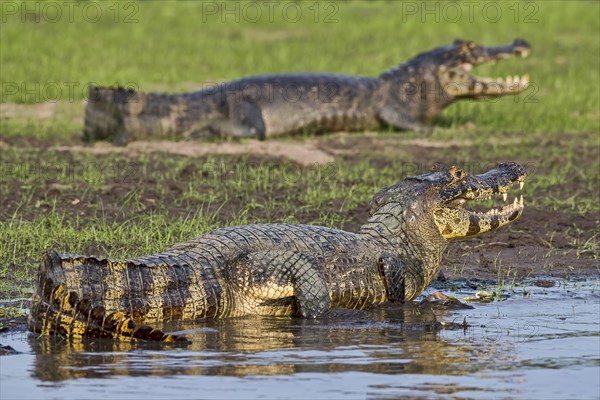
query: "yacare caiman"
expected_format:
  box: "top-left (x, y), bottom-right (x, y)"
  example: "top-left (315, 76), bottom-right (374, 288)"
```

top-left (29, 163), bottom-right (527, 342)
top-left (84, 39), bottom-right (531, 144)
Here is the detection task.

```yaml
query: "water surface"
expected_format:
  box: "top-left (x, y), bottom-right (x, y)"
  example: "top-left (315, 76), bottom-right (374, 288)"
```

top-left (1, 279), bottom-right (599, 399)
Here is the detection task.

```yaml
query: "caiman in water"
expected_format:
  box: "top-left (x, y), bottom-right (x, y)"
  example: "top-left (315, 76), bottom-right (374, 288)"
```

top-left (29, 163), bottom-right (527, 341)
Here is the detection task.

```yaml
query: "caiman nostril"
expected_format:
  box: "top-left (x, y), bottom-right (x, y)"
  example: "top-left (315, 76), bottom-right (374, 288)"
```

top-left (513, 38), bottom-right (531, 48)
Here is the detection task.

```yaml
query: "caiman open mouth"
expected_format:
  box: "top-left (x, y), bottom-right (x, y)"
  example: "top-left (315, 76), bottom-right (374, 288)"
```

top-left (443, 39), bottom-right (531, 98)
top-left (434, 162), bottom-right (528, 239)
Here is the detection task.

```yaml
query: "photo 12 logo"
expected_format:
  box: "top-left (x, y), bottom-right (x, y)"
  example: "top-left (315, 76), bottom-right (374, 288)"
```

top-left (1, 81), bottom-right (139, 103)
top-left (0, 161), bottom-right (141, 184)
top-left (199, 160), bottom-right (338, 184)
top-left (201, 1), bottom-right (339, 23)
top-left (400, 1), bottom-right (539, 23)
top-left (198, 81), bottom-right (341, 104)
top-left (1, 1), bottom-right (139, 24)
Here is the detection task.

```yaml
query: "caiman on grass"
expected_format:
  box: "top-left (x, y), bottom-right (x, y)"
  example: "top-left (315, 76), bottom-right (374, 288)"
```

top-left (85, 39), bottom-right (531, 144)
top-left (29, 163), bottom-right (527, 342)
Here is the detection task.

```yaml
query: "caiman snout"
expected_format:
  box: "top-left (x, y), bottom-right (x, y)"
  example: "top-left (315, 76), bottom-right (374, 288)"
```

top-left (488, 38), bottom-right (531, 59)
top-left (442, 39), bottom-right (532, 98)
top-left (433, 162), bottom-right (528, 240)
top-left (511, 38), bottom-right (531, 57)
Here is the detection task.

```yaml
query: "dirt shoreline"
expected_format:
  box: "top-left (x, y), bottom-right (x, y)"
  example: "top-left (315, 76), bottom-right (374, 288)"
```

top-left (1, 133), bottom-right (598, 302)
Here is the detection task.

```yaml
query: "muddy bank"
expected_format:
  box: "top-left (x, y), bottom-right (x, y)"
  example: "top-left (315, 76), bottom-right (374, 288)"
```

top-left (0, 133), bottom-right (597, 299)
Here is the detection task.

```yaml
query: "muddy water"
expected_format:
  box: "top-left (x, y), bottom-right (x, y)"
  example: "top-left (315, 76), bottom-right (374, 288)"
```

top-left (1, 279), bottom-right (599, 399)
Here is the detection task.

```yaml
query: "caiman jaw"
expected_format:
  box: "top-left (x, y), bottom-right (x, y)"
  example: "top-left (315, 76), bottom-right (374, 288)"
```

top-left (433, 163), bottom-right (527, 240)
top-left (443, 39), bottom-right (531, 98)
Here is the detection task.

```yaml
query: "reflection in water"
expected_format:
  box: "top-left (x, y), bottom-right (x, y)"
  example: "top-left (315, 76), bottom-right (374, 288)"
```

top-left (4, 280), bottom-right (598, 399)
top-left (29, 302), bottom-right (497, 381)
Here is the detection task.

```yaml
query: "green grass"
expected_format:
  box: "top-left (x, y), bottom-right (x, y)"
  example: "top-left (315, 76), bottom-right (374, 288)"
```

top-left (0, 1), bottom-right (598, 297)
top-left (1, 1), bottom-right (599, 138)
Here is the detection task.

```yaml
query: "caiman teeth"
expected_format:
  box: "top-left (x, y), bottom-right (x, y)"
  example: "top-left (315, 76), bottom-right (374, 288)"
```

top-left (473, 194), bottom-right (525, 217)
top-left (519, 181), bottom-right (525, 190)
top-left (502, 192), bottom-right (508, 202)
top-left (518, 49), bottom-right (530, 58)
top-left (504, 75), bottom-right (528, 86)
top-left (491, 75), bottom-right (529, 86)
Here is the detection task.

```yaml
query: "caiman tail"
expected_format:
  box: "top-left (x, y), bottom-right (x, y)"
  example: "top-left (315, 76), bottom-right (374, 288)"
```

top-left (84, 86), bottom-right (204, 145)
top-left (28, 250), bottom-right (186, 342)
top-left (83, 86), bottom-right (128, 143)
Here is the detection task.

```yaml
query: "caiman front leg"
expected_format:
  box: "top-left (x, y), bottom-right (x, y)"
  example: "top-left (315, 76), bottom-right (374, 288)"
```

top-left (234, 251), bottom-right (330, 317)
top-left (378, 253), bottom-right (405, 303)
top-left (378, 107), bottom-right (433, 134)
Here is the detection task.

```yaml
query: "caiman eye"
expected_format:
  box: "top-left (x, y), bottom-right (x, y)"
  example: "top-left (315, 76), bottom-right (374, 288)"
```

top-left (448, 166), bottom-right (467, 181)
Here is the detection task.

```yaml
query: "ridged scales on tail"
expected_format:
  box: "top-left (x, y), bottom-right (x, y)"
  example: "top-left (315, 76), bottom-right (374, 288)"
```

top-left (29, 163), bottom-right (528, 341)
top-left (84, 39), bottom-right (531, 144)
